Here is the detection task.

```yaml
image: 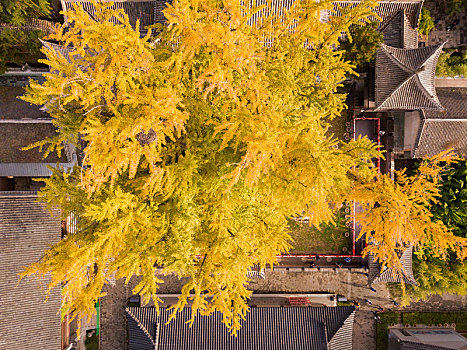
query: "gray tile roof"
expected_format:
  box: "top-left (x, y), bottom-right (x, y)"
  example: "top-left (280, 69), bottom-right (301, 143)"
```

top-left (0, 18), bottom-right (57, 37)
top-left (0, 86), bottom-right (50, 120)
top-left (412, 88), bottom-right (467, 158)
top-left (332, 1), bottom-right (423, 30)
top-left (126, 306), bottom-right (356, 350)
top-left (423, 88), bottom-right (467, 120)
top-left (0, 121), bottom-right (76, 176)
top-left (0, 162), bottom-right (75, 177)
top-left (381, 10), bottom-right (418, 49)
top-left (368, 246), bottom-right (417, 286)
top-left (413, 119), bottom-right (467, 158)
top-left (0, 123), bottom-right (67, 163)
top-left (40, 39), bottom-right (75, 62)
top-left (60, 0), bottom-right (169, 31)
top-left (0, 193), bottom-right (61, 349)
top-left (375, 43), bottom-right (446, 111)
top-left (400, 340), bottom-right (465, 350)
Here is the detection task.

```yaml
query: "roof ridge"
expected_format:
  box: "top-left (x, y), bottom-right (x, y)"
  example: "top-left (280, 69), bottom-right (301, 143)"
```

top-left (125, 307), bottom-right (156, 346)
top-left (0, 191), bottom-right (38, 197)
top-left (413, 43), bottom-right (446, 110)
top-left (381, 44), bottom-right (416, 74)
top-left (377, 73), bottom-right (416, 109)
top-left (413, 73), bottom-right (444, 110)
top-left (328, 310), bottom-right (356, 350)
top-left (417, 41), bottom-right (446, 70)
top-left (399, 246), bottom-right (417, 285)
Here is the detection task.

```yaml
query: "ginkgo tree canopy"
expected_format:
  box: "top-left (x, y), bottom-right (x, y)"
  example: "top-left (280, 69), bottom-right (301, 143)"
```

top-left (21, 0), bottom-right (466, 334)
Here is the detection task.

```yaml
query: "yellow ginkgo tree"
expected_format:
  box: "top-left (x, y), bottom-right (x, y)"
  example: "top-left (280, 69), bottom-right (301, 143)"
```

top-left (20, 0), bottom-right (465, 335)
top-left (350, 150), bottom-right (467, 281)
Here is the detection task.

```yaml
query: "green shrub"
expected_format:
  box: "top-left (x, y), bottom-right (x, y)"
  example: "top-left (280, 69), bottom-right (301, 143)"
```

top-left (0, 28), bottom-right (45, 73)
top-left (436, 50), bottom-right (467, 77)
top-left (376, 312), bottom-right (399, 350)
top-left (402, 312), bottom-right (467, 331)
top-left (0, 0), bottom-right (51, 25)
top-left (448, 0), bottom-right (467, 15)
top-left (85, 331), bottom-right (98, 350)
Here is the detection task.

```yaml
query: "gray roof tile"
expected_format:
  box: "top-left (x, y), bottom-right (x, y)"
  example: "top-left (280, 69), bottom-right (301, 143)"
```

top-left (413, 88), bottom-right (467, 158)
top-left (0, 123), bottom-right (67, 163)
top-left (0, 86), bottom-right (49, 120)
top-left (381, 10), bottom-right (418, 49)
top-left (0, 193), bottom-right (61, 349)
top-left (413, 119), bottom-right (467, 158)
top-left (332, 1), bottom-right (423, 30)
top-left (424, 88), bottom-right (467, 120)
top-left (126, 306), bottom-right (356, 350)
top-left (60, 0), bottom-right (167, 30)
top-left (0, 162), bottom-right (75, 177)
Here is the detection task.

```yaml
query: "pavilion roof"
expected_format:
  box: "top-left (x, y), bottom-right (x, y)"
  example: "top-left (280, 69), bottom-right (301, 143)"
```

top-left (375, 42), bottom-right (446, 111)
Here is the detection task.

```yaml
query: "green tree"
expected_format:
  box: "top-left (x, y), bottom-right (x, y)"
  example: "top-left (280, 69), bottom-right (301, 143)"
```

top-left (0, 0), bottom-right (52, 73)
top-left (436, 50), bottom-right (467, 77)
top-left (403, 160), bottom-right (467, 301)
top-left (448, 0), bottom-right (467, 15)
top-left (0, 28), bottom-right (45, 72)
top-left (393, 159), bottom-right (467, 303)
top-left (0, 0), bottom-right (51, 25)
top-left (418, 7), bottom-right (434, 39)
top-left (339, 20), bottom-right (384, 72)
top-left (429, 159), bottom-right (467, 237)
top-left (349, 151), bottom-right (467, 277)
top-left (397, 252), bottom-right (467, 305)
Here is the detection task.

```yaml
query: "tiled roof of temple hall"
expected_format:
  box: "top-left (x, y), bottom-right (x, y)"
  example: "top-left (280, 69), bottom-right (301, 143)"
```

top-left (126, 306), bottom-right (356, 350)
